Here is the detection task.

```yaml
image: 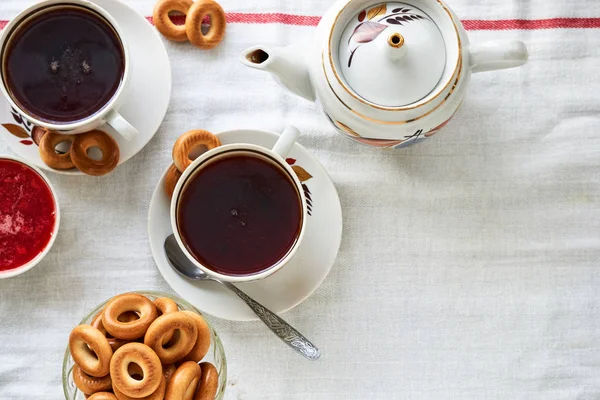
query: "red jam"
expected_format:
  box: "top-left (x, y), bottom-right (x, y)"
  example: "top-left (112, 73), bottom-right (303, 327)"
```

top-left (0, 159), bottom-right (56, 271)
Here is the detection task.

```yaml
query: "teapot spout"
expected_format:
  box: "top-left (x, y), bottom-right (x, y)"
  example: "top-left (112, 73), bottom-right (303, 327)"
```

top-left (240, 45), bottom-right (316, 102)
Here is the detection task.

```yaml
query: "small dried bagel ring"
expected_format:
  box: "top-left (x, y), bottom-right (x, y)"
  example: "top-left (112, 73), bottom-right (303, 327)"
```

top-left (165, 361), bottom-right (201, 400)
top-left (154, 297), bottom-right (179, 316)
top-left (70, 130), bottom-right (120, 176)
top-left (114, 376), bottom-right (167, 400)
top-left (88, 393), bottom-right (118, 400)
top-left (186, 0), bottom-right (226, 49)
top-left (91, 311), bottom-right (129, 352)
top-left (102, 293), bottom-right (158, 340)
top-left (39, 131), bottom-right (75, 170)
top-left (91, 308), bottom-right (104, 327)
top-left (153, 0), bottom-right (194, 42)
top-left (144, 312), bottom-right (198, 364)
top-left (172, 130), bottom-right (221, 172)
top-left (154, 297), bottom-right (179, 344)
top-left (91, 307), bottom-right (138, 328)
top-left (164, 164), bottom-right (182, 199)
top-left (181, 311), bottom-right (211, 362)
top-left (69, 325), bottom-right (113, 377)
top-left (110, 343), bottom-right (163, 398)
top-left (154, 296), bottom-right (179, 344)
top-left (72, 364), bottom-right (112, 395)
top-left (194, 362), bottom-right (219, 400)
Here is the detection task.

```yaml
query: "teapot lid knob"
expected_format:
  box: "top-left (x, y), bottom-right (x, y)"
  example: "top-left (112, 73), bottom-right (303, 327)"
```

top-left (388, 32), bottom-right (405, 48)
top-left (386, 33), bottom-right (407, 61)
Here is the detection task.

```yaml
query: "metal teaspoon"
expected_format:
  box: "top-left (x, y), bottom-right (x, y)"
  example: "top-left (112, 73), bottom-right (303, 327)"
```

top-left (164, 234), bottom-right (320, 361)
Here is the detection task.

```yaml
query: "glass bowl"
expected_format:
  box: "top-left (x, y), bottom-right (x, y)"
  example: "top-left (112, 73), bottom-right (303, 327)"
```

top-left (62, 291), bottom-right (227, 399)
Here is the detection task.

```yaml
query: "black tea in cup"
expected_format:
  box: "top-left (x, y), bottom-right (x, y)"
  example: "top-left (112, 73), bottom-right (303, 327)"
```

top-left (1, 5), bottom-right (125, 123)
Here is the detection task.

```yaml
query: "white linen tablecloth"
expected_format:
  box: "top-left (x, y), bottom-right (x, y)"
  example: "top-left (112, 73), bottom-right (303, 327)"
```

top-left (1, 0), bottom-right (600, 398)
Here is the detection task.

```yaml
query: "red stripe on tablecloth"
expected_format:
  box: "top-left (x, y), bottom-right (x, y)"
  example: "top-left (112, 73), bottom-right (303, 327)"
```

top-left (1, 14), bottom-right (600, 30)
top-left (146, 14), bottom-right (600, 29)
top-left (463, 17), bottom-right (600, 30)
top-left (226, 12), bottom-right (323, 26)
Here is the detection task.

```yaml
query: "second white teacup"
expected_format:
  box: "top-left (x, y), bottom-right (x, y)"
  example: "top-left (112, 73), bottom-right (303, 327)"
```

top-left (0, 0), bottom-right (137, 140)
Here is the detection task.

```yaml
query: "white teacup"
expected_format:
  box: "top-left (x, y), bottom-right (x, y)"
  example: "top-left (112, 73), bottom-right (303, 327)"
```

top-left (0, 0), bottom-right (137, 140)
top-left (170, 126), bottom-right (307, 283)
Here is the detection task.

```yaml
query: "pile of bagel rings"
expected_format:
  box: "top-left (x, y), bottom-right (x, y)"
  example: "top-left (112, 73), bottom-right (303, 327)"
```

top-left (164, 130), bottom-right (221, 198)
top-left (38, 129), bottom-right (120, 176)
top-left (153, 0), bottom-right (226, 49)
top-left (68, 293), bottom-right (219, 399)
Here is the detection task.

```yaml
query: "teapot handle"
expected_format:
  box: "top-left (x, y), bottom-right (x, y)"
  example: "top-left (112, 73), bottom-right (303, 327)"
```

top-left (469, 41), bottom-right (528, 73)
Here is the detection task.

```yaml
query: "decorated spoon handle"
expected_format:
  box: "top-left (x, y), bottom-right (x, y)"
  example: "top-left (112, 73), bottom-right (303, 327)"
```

top-left (222, 281), bottom-right (321, 361)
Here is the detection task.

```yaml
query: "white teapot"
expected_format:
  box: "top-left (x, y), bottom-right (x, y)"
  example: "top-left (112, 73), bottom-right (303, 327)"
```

top-left (241, 0), bottom-right (528, 149)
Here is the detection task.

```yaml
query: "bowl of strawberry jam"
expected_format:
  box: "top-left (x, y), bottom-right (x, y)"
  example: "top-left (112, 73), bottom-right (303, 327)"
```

top-left (0, 155), bottom-right (59, 278)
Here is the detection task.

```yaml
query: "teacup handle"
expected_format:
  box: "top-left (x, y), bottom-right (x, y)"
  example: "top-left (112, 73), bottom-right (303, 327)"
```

top-left (106, 109), bottom-right (138, 141)
top-left (272, 126), bottom-right (300, 157)
top-left (470, 41), bottom-right (528, 73)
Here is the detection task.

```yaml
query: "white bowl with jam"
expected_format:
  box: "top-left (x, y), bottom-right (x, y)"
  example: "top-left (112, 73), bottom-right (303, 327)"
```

top-left (0, 155), bottom-right (59, 278)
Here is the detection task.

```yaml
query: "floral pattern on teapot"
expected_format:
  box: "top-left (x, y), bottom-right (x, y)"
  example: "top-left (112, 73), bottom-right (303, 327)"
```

top-left (347, 3), bottom-right (427, 68)
top-left (326, 112), bottom-right (456, 149)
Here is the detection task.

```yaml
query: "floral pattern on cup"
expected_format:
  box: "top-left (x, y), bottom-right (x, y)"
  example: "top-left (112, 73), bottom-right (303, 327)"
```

top-left (347, 3), bottom-right (427, 67)
top-left (1, 108), bottom-right (40, 146)
top-left (286, 158), bottom-right (314, 216)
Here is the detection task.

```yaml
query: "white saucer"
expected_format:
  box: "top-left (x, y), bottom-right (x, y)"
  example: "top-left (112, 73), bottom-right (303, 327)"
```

top-left (0, 0), bottom-right (171, 175)
top-left (148, 129), bottom-right (343, 321)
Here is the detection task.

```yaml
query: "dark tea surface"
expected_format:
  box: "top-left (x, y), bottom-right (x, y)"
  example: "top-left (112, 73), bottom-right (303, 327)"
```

top-left (177, 153), bottom-right (302, 276)
top-left (3, 6), bottom-right (124, 123)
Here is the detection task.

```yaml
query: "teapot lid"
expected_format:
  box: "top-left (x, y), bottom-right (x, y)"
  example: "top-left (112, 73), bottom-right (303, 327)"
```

top-left (337, 2), bottom-right (446, 107)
